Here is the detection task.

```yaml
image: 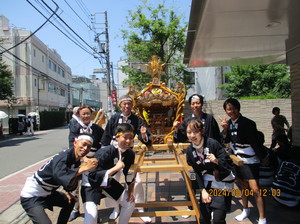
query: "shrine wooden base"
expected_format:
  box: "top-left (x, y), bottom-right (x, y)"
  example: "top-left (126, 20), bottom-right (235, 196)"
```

top-left (130, 141), bottom-right (200, 224)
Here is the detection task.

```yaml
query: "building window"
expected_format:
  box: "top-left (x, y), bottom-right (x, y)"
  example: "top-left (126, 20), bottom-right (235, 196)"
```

top-left (42, 55), bottom-right (44, 63)
top-left (57, 67), bottom-right (65, 77)
top-left (48, 83), bottom-right (55, 93)
top-left (34, 78), bottom-right (37, 87)
top-left (60, 88), bottom-right (66, 96)
top-left (49, 60), bottom-right (57, 72)
top-left (33, 49), bottom-right (36, 57)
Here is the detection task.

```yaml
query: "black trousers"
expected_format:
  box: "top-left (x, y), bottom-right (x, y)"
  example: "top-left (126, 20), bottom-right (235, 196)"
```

top-left (24, 191), bottom-right (75, 224)
top-left (199, 200), bottom-right (227, 224)
top-left (199, 190), bottom-right (231, 224)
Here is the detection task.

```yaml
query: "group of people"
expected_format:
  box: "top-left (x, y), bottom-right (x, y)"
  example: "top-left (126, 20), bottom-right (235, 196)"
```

top-left (173, 95), bottom-right (269, 224)
top-left (17, 116), bottom-right (34, 136)
top-left (20, 95), bottom-right (152, 224)
top-left (20, 93), bottom-right (291, 224)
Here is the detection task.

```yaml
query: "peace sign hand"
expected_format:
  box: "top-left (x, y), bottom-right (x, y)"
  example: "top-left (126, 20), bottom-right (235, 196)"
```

top-left (219, 115), bottom-right (228, 131)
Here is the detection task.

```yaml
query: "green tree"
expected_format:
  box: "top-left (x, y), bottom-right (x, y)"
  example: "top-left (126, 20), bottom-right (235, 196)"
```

top-left (121, 0), bottom-right (188, 89)
top-left (219, 64), bottom-right (290, 99)
top-left (0, 61), bottom-right (14, 100)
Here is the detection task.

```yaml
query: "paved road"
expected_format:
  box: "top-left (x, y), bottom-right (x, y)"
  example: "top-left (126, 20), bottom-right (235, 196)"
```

top-left (0, 126), bottom-right (70, 223)
top-left (0, 126), bottom-right (69, 179)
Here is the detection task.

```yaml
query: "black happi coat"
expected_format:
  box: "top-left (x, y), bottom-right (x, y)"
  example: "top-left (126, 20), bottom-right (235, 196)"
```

top-left (87, 145), bottom-right (135, 202)
top-left (34, 149), bottom-right (80, 192)
top-left (186, 137), bottom-right (233, 190)
top-left (175, 113), bottom-right (221, 143)
top-left (101, 112), bottom-right (152, 146)
top-left (68, 122), bottom-right (104, 151)
top-left (222, 114), bottom-right (267, 159)
top-left (20, 149), bottom-right (80, 210)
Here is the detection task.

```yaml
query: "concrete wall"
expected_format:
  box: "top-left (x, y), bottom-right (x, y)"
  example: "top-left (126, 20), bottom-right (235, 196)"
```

top-left (184, 99), bottom-right (292, 147)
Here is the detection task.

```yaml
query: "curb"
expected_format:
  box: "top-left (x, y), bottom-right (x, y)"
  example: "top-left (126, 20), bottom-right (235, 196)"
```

top-left (0, 201), bottom-right (29, 224)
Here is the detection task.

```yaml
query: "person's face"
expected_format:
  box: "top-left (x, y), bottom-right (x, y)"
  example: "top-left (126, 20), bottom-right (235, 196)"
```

top-left (79, 108), bottom-right (91, 125)
top-left (116, 132), bottom-right (134, 150)
top-left (120, 100), bottom-right (133, 116)
top-left (187, 125), bottom-right (203, 146)
top-left (274, 110), bottom-right (280, 116)
top-left (190, 98), bottom-right (203, 114)
top-left (225, 103), bottom-right (240, 120)
top-left (74, 139), bottom-right (92, 159)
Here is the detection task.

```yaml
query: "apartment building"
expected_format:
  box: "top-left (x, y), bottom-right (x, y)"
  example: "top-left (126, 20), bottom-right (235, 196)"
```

top-left (0, 15), bottom-right (72, 129)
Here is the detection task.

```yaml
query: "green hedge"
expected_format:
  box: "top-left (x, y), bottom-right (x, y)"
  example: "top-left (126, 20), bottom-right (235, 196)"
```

top-left (39, 111), bottom-right (65, 130)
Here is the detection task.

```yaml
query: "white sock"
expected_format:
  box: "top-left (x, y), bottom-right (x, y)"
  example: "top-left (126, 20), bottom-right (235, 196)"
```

top-left (258, 218), bottom-right (267, 224)
top-left (235, 208), bottom-right (250, 221)
top-left (182, 208), bottom-right (191, 219)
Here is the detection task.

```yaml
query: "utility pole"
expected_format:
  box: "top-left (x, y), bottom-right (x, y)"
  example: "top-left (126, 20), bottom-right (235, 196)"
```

top-left (104, 11), bottom-right (111, 98)
top-left (91, 11), bottom-right (113, 112)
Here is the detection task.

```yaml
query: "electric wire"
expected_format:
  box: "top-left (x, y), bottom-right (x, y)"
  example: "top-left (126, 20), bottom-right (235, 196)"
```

top-left (0, 45), bottom-right (67, 89)
top-left (75, 0), bottom-right (91, 20)
top-left (2, 49), bottom-right (88, 94)
top-left (63, 0), bottom-right (94, 32)
top-left (26, 0), bottom-right (95, 57)
top-left (0, 5), bottom-right (58, 54)
top-left (40, 0), bottom-right (98, 55)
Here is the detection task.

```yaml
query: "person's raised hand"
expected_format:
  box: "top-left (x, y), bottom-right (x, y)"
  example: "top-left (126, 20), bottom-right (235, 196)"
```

top-left (219, 115), bottom-right (228, 131)
top-left (173, 121), bottom-right (181, 132)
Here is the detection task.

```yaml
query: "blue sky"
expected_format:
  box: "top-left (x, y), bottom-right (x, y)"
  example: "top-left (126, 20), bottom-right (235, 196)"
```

top-left (1, 0), bottom-right (191, 81)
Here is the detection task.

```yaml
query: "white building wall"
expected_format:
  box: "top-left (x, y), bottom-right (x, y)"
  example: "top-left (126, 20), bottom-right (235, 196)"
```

top-left (0, 15), bottom-right (72, 130)
top-left (117, 59), bottom-right (129, 98)
top-left (186, 67), bottom-right (225, 101)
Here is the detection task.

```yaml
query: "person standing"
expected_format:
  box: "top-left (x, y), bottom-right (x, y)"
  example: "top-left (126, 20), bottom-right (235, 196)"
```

top-left (186, 118), bottom-right (235, 224)
top-left (26, 116), bottom-right (34, 136)
top-left (20, 134), bottom-right (98, 224)
top-left (18, 117), bottom-right (25, 135)
top-left (68, 105), bottom-right (104, 222)
top-left (101, 95), bottom-right (152, 223)
top-left (101, 95), bottom-right (152, 146)
top-left (68, 106), bottom-right (80, 147)
top-left (84, 123), bottom-right (136, 224)
top-left (220, 98), bottom-right (267, 224)
top-left (270, 107), bottom-right (290, 149)
top-left (173, 93), bottom-right (221, 218)
top-left (173, 94), bottom-right (221, 143)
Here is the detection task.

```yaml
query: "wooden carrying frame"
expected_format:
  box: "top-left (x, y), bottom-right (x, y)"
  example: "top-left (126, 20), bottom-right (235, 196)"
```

top-left (125, 56), bottom-right (244, 222)
top-left (129, 141), bottom-right (201, 223)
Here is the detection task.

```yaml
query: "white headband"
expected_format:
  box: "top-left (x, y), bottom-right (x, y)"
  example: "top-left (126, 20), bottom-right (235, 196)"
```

top-left (192, 95), bottom-right (200, 100)
top-left (76, 135), bottom-right (93, 144)
top-left (119, 97), bottom-right (132, 105)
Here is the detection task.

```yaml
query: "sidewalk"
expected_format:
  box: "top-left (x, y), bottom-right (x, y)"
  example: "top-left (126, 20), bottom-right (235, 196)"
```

top-left (1, 144), bottom-right (300, 223)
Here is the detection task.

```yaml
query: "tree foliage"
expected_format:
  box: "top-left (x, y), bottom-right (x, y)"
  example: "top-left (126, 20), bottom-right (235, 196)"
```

top-left (219, 64), bottom-right (291, 99)
top-left (121, 0), bottom-right (188, 89)
top-left (0, 61), bottom-right (14, 100)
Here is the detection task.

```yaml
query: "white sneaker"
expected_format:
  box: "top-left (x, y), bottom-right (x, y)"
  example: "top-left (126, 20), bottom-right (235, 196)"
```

top-left (182, 209), bottom-right (192, 219)
top-left (235, 208), bottom-right (250, 221)
top-left (140, 216), bottom-right (152, 223)
top-left (138, 208), bottom-right (152, 223)
top-left (109, 207), bottom-right (120, 220)
top-left (258, 218), bottom-right (267, 224)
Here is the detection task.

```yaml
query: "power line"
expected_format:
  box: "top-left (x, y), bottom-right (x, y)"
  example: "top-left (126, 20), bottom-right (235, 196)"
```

top-left (26, 0), bottom-right (96, 57)
top-left (75, 0), bottom-right (91, 20)
top-left (0, 4), bottom-right (58, 54)
top-left (63, 0), bottom-right (94, 33)
top-left (0, 45), bottom-right (68, 89)
top-left (40, 0), bottom-right (98, 55)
